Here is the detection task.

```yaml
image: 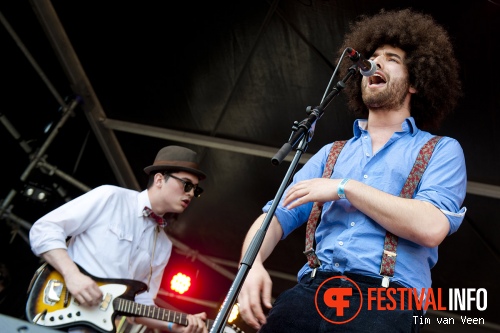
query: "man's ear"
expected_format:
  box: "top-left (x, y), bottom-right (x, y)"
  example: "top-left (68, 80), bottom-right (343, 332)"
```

top-left (155, 173), bottom-right (164, 186)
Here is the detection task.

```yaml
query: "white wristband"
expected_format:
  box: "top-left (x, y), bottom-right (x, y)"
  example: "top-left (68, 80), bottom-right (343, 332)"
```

top-left (337, 178), bottom-right (350, 199)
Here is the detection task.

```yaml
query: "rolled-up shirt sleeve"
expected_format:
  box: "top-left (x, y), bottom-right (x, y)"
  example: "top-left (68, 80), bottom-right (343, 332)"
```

top-left (414, 137), bottom-right (467, 235)
top-left (29, 186), bottom-right (112, 256)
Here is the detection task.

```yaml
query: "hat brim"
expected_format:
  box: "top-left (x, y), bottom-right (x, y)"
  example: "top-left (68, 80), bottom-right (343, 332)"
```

top-left (144, 165), bottom-right (206, 180)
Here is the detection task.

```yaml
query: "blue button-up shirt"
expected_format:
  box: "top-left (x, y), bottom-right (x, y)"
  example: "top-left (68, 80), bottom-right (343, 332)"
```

top-left (263, 117), bottom-right (467, 290)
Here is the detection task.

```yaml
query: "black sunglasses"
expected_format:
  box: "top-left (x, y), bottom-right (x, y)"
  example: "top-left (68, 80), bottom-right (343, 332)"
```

top-left (165, 173), bottom-right (203, 197)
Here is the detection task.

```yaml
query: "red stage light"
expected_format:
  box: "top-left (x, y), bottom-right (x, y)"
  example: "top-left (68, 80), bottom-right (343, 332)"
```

top-left (170, 272), bottom-right (191, 294)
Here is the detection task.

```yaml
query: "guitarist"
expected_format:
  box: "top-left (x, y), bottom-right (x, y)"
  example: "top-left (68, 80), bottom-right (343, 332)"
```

top-left (29, 146), bottom-right (209, 333)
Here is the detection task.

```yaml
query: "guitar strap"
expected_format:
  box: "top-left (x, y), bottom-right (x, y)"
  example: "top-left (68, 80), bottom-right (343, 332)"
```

top-left (304, 136), bottom-right (442, 283)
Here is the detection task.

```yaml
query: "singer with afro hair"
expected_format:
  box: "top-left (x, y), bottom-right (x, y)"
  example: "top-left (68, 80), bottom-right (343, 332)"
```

top-left (339, 8), bottom-right (462, 130)
top-left (237, 8), bottom-right (467, 333)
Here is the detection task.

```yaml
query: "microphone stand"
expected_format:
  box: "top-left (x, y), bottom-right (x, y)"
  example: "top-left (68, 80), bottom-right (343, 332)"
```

top-left (209, 64), bottom-right (358, 333)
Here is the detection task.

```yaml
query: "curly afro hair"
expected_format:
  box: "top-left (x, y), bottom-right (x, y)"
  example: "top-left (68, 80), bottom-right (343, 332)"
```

top-left (337, 8), bottom-right (462, 131)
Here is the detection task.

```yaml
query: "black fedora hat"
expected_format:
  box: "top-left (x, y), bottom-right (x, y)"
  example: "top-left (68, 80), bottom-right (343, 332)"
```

top-left (144, 146), bottom-right (206, 180)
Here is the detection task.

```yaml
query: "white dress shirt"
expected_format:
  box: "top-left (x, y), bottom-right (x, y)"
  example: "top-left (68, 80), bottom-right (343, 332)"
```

top-left (30, 185), bottom-right (172, 309)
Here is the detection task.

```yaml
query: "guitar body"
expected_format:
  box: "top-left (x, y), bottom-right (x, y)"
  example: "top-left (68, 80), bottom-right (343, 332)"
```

top-left (26, 263), bottom-right (147, 333)
top-left (26, 264), bottom-right (244, 333)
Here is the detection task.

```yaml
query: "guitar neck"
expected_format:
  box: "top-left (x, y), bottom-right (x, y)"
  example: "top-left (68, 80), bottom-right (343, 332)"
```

top-left (113, 298), bottom-right (215, 329)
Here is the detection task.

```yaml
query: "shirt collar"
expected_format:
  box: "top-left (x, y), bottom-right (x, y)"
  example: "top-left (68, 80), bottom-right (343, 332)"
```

top-left (353, 117), bottom-right (419, 138)
top-left (137, 189), bottom-right (151, 218)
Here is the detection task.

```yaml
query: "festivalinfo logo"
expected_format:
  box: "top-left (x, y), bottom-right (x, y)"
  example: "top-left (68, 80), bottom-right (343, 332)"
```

top-left (314, 276), bottom-right (488, 326)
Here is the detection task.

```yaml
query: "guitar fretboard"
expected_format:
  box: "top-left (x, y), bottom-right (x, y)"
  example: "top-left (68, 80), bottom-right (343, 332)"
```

top-left (113, 298), bottom-right (216, 329)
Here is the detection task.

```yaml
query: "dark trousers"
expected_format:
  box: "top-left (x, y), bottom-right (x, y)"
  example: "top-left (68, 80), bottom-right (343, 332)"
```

top-left (259, 271), bottom-right (424, 333)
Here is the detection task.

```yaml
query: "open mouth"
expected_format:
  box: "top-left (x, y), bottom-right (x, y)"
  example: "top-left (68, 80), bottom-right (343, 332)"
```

top-left (369, 73), bottom-right (386, 86)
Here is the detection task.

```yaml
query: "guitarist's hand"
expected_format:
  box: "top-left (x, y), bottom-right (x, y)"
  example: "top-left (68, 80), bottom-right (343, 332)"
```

top-left (65, 270), bottom-right (103, 307)
top-left (175, 312), bottom-right (208, 333)
top-left (40, 249), bottom-right (104, 307)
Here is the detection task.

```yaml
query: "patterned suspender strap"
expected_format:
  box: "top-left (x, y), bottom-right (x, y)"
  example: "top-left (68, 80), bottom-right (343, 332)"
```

top-left (304, 140), bottom-right (347, 269)
top-left (379, 136), bottom-right (442, 287)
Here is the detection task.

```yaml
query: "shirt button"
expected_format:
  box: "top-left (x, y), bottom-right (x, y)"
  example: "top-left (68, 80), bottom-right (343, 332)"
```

top-left (365, 152), bottom-right (370, 157)
top-left (350, 222), bottom-right (356, 227)
top-left (335, 263), bottom-right (340, 267)
top-left (338, 241), bottom-right (344, 246)
top-left (364, 136), bottom-right (368, 139)
top-left (363, 174), bottom-right (368, 179)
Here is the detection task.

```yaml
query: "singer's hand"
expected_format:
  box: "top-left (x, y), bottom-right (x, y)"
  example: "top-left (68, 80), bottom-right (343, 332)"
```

top-left (283, 178), bottom-right (340, 209)
top-left (237, 262), bottom-right (273, 330)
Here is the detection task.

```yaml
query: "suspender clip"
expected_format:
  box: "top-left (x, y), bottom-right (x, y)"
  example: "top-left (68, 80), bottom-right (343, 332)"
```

top-left (303, 248), bottom-right (321, 268)
top-left (303, 248), bottom-right (315, 256)
top-left (383, 250), bottom-right (397, 257)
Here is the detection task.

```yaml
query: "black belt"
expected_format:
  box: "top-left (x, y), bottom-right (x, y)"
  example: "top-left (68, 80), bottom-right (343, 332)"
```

top-left (304, 270), bottom-right (406, 289)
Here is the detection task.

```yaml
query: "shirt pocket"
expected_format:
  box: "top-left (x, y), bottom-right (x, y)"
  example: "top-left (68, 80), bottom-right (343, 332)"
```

top-left (94, 223), bottom-right (134, 270)
top-left (108, 222), bottom-right (134, 242)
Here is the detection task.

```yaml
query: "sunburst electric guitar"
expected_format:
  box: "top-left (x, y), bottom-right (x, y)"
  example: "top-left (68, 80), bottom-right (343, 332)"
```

top-left (26, 263), bottom-right (243, 333)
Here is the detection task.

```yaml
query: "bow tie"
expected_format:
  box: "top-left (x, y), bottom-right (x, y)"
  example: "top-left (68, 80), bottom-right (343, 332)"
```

top-left (143, 206), bottom-right (167, 228)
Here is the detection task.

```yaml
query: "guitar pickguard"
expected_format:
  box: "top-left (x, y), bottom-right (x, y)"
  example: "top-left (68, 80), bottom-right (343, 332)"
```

top-left (32, 283), bottom-right (127, 332)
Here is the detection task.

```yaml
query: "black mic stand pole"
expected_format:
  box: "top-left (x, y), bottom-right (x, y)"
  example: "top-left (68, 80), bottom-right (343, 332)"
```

top-left (209, 65), bottom-right (358, 333)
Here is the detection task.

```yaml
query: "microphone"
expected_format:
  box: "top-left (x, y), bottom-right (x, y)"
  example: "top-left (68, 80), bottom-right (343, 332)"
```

top-left (346, 47), bottom-right (377, 76)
